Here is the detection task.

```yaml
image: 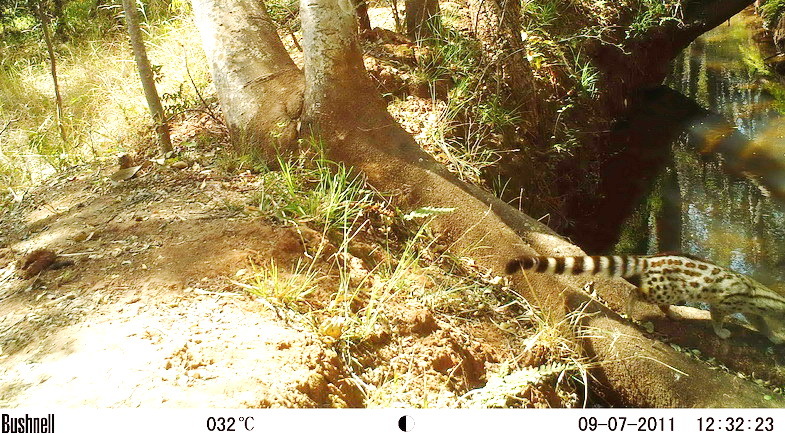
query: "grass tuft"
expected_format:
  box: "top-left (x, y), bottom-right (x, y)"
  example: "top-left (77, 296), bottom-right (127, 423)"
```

top-left (234, 258), bottom-right (320, 305)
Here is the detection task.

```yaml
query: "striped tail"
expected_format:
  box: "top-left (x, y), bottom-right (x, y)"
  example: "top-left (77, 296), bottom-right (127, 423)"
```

top-left (505, 256), bottom-right (644, 279)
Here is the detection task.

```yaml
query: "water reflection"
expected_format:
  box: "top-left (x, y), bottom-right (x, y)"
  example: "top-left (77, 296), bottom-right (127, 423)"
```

top-left (673, 14), bottom-right (777, 137)
top-left (625, 11), bottom-right (785, 284)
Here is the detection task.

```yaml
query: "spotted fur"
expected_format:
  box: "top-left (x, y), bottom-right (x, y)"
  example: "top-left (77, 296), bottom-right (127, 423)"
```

top-left (506, 254), bottom-right (785, 343)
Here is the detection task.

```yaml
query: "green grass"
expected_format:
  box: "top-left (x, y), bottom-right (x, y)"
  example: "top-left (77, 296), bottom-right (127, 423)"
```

top-left (246, 146), bottom-right (375, 232)
top-left (763, 81), bottom-right (785, 115)
top-left (522, 0), bottom-right (560, 33)
top-left (415, 23), bottom-right (480, 82)
top-left (235, 146), bottom-right (419, 342)
top-left (570, 51), bottom-right (599, 98)
top-left (351, 222), bottom-right (432, 332)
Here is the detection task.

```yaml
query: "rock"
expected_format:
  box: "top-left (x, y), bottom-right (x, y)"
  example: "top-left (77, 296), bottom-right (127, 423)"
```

top-left (110, 165), bottom-right (142, 182)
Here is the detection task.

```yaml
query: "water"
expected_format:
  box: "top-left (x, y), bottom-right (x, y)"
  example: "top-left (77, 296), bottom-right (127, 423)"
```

top-left (625, 11), bottom-right (785, 285)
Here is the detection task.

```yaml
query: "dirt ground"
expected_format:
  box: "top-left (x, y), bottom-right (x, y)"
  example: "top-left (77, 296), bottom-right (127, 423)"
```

top-left (0, 158), bottom-right (351, 407)
top-left (0, 125), bottom-right (578, 407)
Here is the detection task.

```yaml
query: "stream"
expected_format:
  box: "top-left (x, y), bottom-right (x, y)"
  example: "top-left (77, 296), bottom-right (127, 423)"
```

top-left (618, 11), bottom-right (785, 286)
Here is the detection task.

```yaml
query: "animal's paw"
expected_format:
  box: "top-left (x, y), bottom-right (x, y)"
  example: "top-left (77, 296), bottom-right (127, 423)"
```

top-left (715, 328), bottom-right (731, 339)
top-left (664, 310), bottom-right (680, 321)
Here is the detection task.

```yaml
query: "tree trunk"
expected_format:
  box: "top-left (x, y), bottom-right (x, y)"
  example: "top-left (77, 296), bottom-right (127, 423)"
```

top-left (35, 2), bottom-right (66, 143)
top-left (191, 0), bottom-right (303, 162)
top-left (405, 0), bottom-right (439, 42)
top-left (121, 0), bottom-right (173, 154)
top-left (468, 0), bottom-right (539, 137)
top-left (352, 0), bottom-right (371, 32)
top-left (389, 0), bottom-right (402, 33)
top-left (465, 0), bottom-right (545, 216)
top-left (299, 0), bottom-right (785, 407)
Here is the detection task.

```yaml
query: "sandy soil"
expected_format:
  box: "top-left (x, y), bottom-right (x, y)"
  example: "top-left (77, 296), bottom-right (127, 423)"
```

top-left (0, 157), bottom-right (361, 407)
top-left (0, 139), bottom-right (574, 407)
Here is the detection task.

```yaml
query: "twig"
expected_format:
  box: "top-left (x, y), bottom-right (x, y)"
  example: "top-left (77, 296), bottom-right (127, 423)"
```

top-left (183, 44), bottom-right (226, 130)
top-left (193, 288), bottom-right (243, 297)
top-left (58, 251), bottom-right (99, 257)
top-left (288, 27), bottom-right (302, 51)
top-left (0, 119), bottom-right (13, 138)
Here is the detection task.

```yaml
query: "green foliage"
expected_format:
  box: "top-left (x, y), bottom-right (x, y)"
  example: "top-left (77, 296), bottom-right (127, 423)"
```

top-left (0, 0), bottom-right (191, 46)
top-left (161, 81), bottom-right (213, 118)
top-left (408, 24), bottom-right (522, 182)
top-left (551, 124), bottom-right (580, 154)
top-left (113, 0), bottom-right (192, 25)
top-left (1, 0), bottom-right (113, 45)
top-left (416, 24), bottom-right (481, 80)
top-left (0, 1), bottom-right (210, 191)
top-left (762, 81), bottom-right (785, 115)
top-left (0, 12), bottom-right (36, 36)
top-left (570, 51), bottom-right (599, 98)
top-left (521, 0), bottom-right (560, 33)
top-left (627, 0), bottom-right (683, 39)
top-left (60, 0), bottom-right (121, 39)
top-left (265, 0), bottom-right (299, 29)
top-left (235, 147), bottom-right (410, 343)
top-left (740, 44), bottom-right (771, 78)
top-left (760, 0), bottom-right (785, 28)
top-left (235, 258), bottom-right (319, 305)
top-left (517, 1), bottom-right (612, 155)
top-left (344, 224), bottom-right (431, 341)
top-left (0, 60), bottom-right (85, 175)
top-left (477, 94), bottom-right (522, 129)
top-left (216, 145), bottom-right (269, 173)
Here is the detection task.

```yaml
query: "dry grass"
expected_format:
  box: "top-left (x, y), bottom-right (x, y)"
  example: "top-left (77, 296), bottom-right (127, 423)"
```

top-left (0, 13), bottom-right (211, 190)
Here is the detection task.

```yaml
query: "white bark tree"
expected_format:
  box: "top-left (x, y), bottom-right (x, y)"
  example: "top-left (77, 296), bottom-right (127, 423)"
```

top-left (191, 0), bottom-right (304, 160)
